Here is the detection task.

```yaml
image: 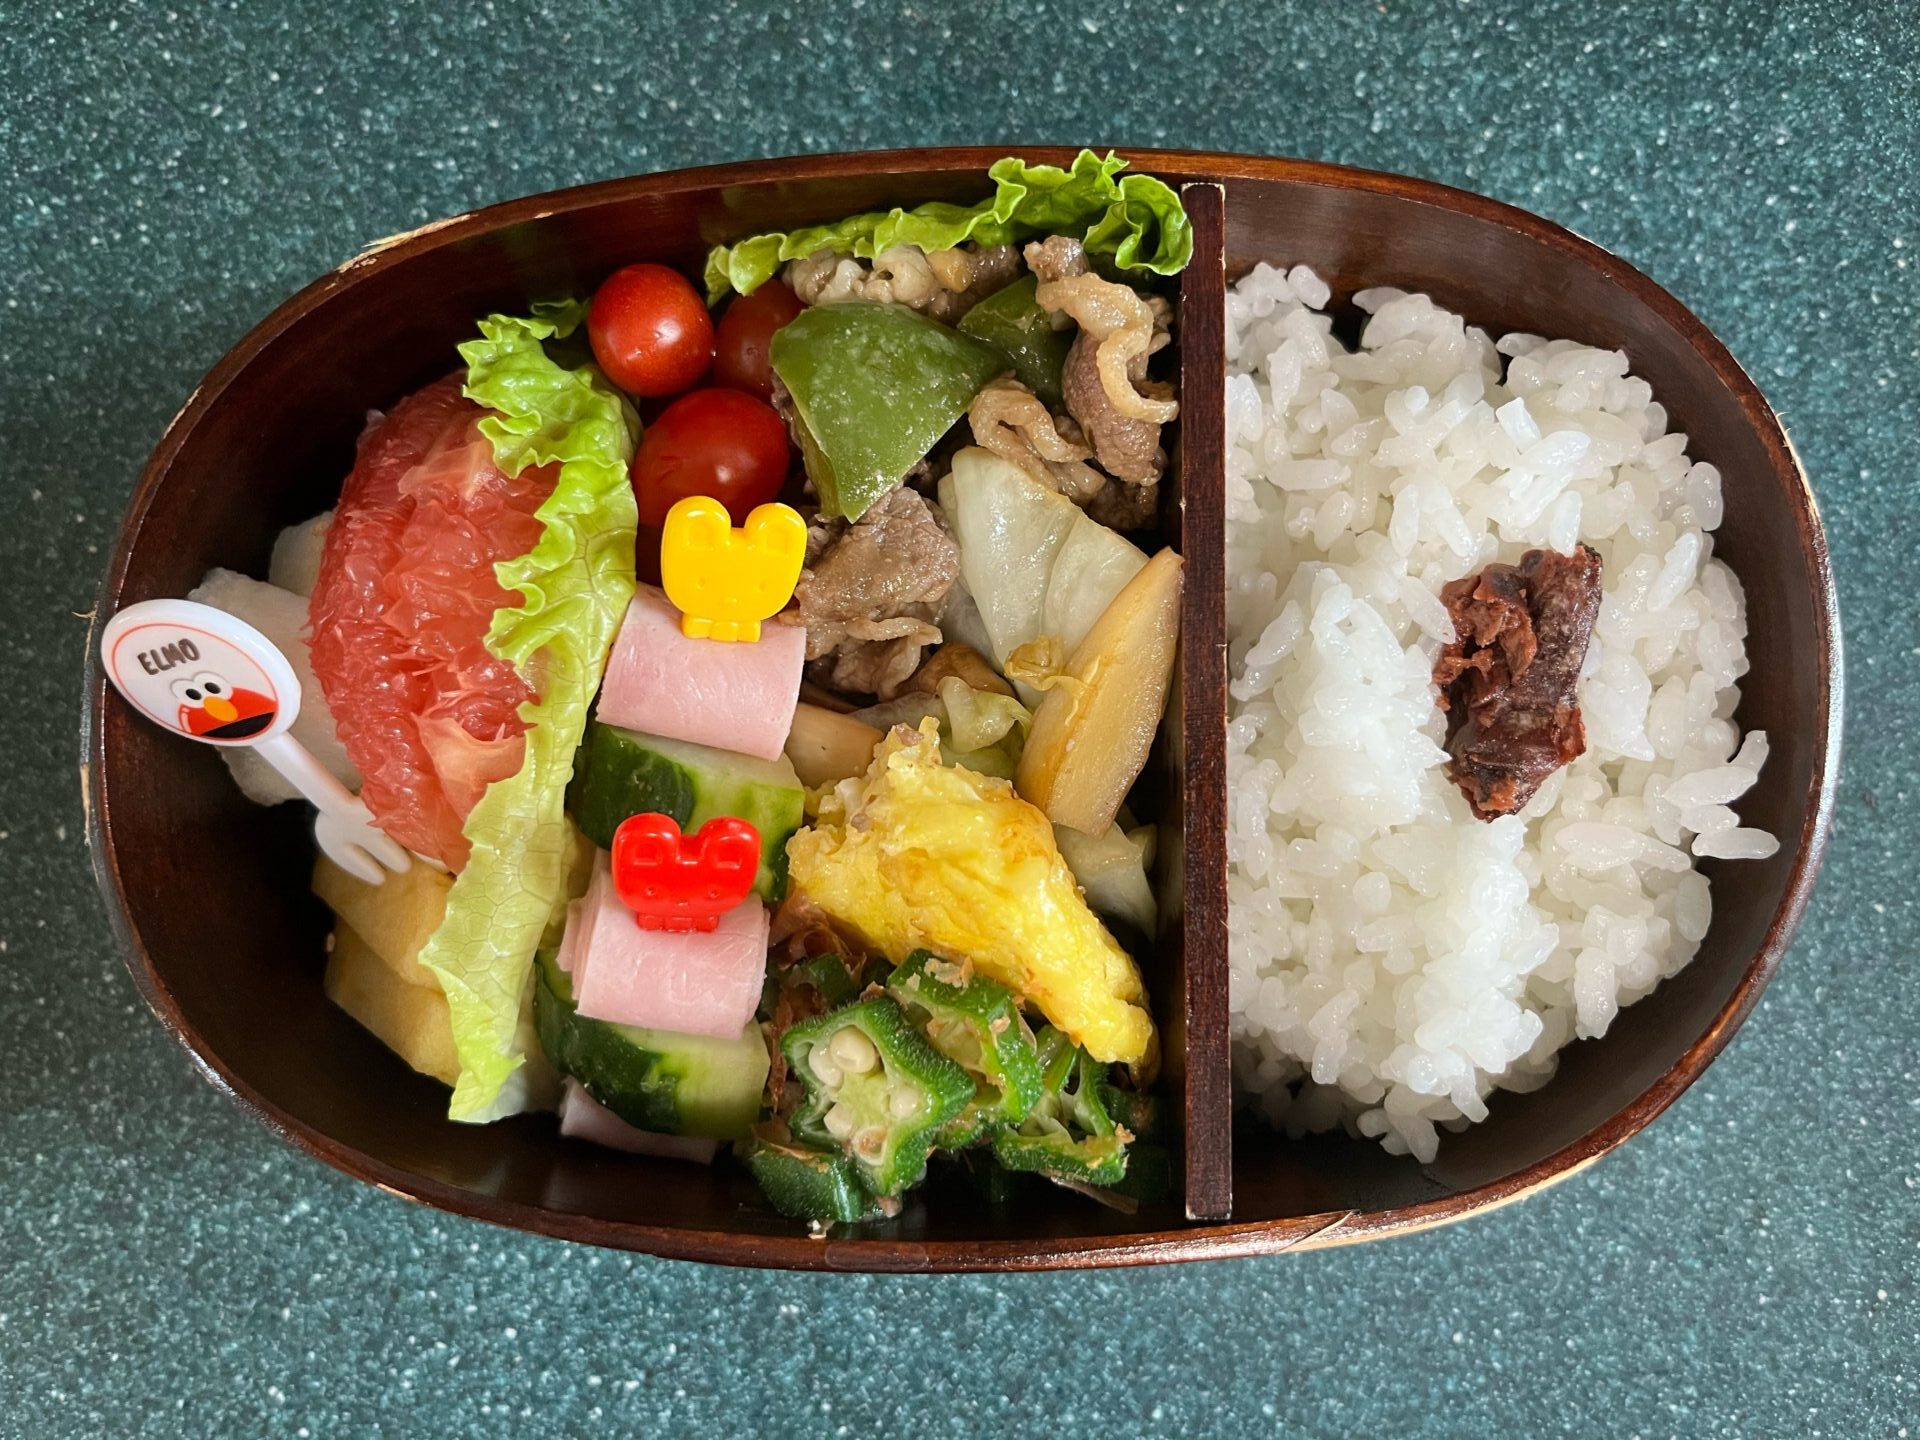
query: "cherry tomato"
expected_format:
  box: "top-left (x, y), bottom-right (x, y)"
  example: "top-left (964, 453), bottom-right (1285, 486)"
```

top-left (631, 388), bottom-right (791, 528)
top-left (588, 263), bottom-right (714, 398)
top-left (712, 280), bottom-right (805, 401)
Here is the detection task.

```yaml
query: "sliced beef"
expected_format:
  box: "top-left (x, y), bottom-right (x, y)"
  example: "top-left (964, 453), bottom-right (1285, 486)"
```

top-left (793, 486), bottom-right (960, 700)
top-left (1433, 545), bottom-right (1604, 821)
top-left (1060, 329), bottom-right (1166, 484)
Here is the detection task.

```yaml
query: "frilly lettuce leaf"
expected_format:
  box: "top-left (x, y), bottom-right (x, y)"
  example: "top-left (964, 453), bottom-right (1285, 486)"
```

top-left (704, 150), bottom-right (1193, 302)
top-left (415, 300), bottom-right (639, 1122)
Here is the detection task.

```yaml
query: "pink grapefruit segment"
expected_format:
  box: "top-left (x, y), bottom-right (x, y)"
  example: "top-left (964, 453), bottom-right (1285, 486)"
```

top-left (308, 374), bottom-right (556, 868)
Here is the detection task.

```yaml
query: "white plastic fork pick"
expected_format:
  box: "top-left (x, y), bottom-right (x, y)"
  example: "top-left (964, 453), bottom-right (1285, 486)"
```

top-left (100, 598), bottom-right (411, 884)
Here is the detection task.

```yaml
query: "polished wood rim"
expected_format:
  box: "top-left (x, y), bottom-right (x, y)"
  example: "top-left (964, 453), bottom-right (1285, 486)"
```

top-left (83, 146), bottom-right (1841, 1270)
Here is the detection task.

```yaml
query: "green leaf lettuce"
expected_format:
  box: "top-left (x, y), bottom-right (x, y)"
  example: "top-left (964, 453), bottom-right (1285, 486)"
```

top-left (416, 300), bottom-right (639, 1122)
top-left (704, 150), bottom-right (1193, 302)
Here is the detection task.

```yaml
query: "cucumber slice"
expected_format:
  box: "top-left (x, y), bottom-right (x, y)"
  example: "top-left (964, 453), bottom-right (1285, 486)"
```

top-left (568, 721), bottom-right (804, 902)
top-left (533, 950), bottom-right (769, 1140)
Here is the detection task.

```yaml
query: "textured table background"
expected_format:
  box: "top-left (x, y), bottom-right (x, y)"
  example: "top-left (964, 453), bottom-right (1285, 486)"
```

top-left (3, 3), bottom-right (1915, 1436)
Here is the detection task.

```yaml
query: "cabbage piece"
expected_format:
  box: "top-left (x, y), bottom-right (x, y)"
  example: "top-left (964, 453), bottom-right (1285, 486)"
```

top-left (940, 448), bottom-right (1147, 703)
top-left (1054, 821), bottom-right (1158, 939)
top-left (705, 150), bottom-right (1193, 302)
top-left (414, 300), bottom-right (640, 1122)
top-left (849, 680), bottom-right (1030, 782)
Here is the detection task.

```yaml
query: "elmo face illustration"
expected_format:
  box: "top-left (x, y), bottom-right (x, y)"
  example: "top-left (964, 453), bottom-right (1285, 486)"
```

top-left (171, 671), bottom-right (277, 740)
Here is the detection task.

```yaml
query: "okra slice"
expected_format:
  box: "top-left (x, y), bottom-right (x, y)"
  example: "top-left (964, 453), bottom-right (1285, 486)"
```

top-left (993, 1127), bottom-right (1129, 1186)
top-left (1095, 1079), bottom-right (1163, 1141)
top-left (991, 1029), bottom-right (1131, 1187)
top-left (739, 1137), bottom-right (879, 1224)
top-left (781, 997), bottom-right (973, 1197)
top-left (791, 953), bottom-right (863, 1010)
top-left (886, 950), bottom-right (1044, 1147)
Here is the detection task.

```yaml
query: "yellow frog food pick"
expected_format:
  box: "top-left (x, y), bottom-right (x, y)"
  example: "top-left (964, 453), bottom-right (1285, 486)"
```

top-left (660, 496), bottom-right (807, 642)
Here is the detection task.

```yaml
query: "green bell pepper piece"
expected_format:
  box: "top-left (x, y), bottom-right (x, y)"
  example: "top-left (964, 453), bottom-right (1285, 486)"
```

top-left (990, 1027), bottom-right (1131, 1186)
top-left (781, 996), bottom-right (974, 1196)
top-left (885, 949), bottom-right (1044, 1148)
top-left (739, 1137), bottom-right (880, 1223)
top-left (769, 302), bottom-right (1005, 521)
top-left (957, 276), bottom-right (1072, 410)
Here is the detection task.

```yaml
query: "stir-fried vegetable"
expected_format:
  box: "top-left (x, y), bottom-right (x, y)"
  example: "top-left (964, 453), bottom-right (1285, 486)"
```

top-left (782, 996), bottom-right (974, 1196)
top-left (992, 1028), bottom-right (1131, 1186)
top-left (770, 303), bottom-right (1003, 522)
top-left (1016, 547), bottom-right (1183, 835)
top-left (939, 448), bottom-right (1147, 696)
top-left (885, 950), bottom-right (1045, 1148)
top-left (740, 1136), bottom-right (882, 1223)
top-left (957, 276), bottom-right (1073, 409)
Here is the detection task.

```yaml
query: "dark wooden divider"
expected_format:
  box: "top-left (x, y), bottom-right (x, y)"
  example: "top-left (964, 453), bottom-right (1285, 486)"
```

top-left (1173, 183), bottom-right (1231, 1221)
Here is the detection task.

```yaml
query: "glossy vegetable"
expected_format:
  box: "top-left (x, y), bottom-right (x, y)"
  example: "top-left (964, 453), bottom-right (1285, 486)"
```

top-left (705, 149), bottom-right (1194, 300)
top-left (991, 1028), bottom-right (1130, 1186)
top-left (713, 279), bottom-right (805, 400)
top-left (786, 720), bottom-right (1157, 1073)
top-left (1016, 547), bottom-right (1183, 835)
top-left (1053, 820), bottom-right (1158, 938)
top-left (769, 303), bottom-right (1003, 522)
top-left (782, 702), bottom-right (883, 790)
top-left (740, 1137), bottom-right (879, 1223)
top-left (957, 276), bottom-right (1072, 409)
top-left (588, 263), bottom-right (714, 398)
top-left (847, 680), bottom-right (1030, 782)
top-left (939, 448), bottom-right (1146, 695)
top-left (885, 950), bottom-right (1044, 1148)
top-left (781, 996), bottom-right (973, 1196)
top-left (416, 302), bottom-right (639, 1122)
top-left (631, 388), bottom-right (790, 528)
top-left (567, 721), bottom-right (803, 902)
top-left (533, 949), bottom-right (769, 1139)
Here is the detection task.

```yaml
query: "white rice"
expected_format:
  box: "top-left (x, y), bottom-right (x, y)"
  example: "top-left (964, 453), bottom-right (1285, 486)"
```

top-left (1223, 264), bottom-right (1778, 1162)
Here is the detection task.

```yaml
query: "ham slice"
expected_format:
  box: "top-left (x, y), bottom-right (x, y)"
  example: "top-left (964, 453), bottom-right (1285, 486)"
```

top-left (557, 1081), bottom-right (721, 1163)
top-left (568, 852), bottom-right (768, 1038)
top-left (595, 584), bottom-right (806, 761)
top-left (554, 897), bottom-right (589, 975)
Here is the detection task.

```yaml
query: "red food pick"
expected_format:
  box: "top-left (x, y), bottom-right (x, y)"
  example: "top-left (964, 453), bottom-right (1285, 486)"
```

top-left (611, 813), bottom-right (760, 933)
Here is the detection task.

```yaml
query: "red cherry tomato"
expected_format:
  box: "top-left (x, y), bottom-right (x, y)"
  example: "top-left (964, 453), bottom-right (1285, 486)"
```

top-left (631, 389), bottom-right (791, 528)
top-left (712, 280), bottom-right (805, 401)
top-left (588, 263), bottom-right (714, 398)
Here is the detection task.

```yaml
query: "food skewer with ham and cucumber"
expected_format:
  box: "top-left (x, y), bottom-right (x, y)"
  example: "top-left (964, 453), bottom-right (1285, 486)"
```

top-left (112, 153), bottom-right (1193, 1225)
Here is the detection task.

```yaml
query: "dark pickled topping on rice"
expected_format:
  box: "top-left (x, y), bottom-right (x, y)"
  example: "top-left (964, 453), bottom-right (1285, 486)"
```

top-left (1433, 545), bottom-right (1604, 821)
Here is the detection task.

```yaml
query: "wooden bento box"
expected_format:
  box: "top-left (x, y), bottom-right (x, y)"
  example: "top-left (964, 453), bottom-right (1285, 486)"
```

top-left (84, 148), bottom-right (1839, 1270)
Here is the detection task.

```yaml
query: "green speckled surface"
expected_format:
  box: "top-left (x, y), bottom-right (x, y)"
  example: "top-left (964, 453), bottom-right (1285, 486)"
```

top-left (3, 2), bottom-right (1915, 1436)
